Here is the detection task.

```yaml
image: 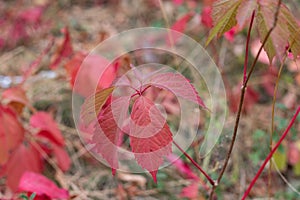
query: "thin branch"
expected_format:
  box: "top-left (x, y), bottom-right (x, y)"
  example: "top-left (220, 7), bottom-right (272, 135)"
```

top-left (209, 1), bottom-right (282, 199)
top-left (243, 10), bottom-right (256, 84)
top-left (242, 106), bottom-right (300, 200)
top-left (173, 141), bottom-right (215, 186)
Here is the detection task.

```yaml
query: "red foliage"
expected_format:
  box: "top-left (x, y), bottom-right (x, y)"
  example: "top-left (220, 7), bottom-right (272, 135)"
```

top-left (18, 172), bottom-right (69, 199)
top-left (50, 28), bottom-right (73, 69)
top-left (65, 52), bottom-right (118, 97)
top-left (1, 143), bottom-right (43, 191)
top-left (0, 106), bottom-right (24, 165)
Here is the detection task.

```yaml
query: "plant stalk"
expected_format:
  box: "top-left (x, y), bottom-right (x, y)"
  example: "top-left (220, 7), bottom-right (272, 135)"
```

top-left (173, 141), bottom-right (215, 186)
top-left (242, 106), bottom-right (300, 199)
top-left (209, 1), bottom-right (282, 198)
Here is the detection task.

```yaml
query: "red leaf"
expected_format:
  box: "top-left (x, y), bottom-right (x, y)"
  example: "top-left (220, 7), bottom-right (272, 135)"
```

top-left (52, 144), bottom-right (71, 172)
top-left (224, 25), bottom-right (237, 42)
top-left (129, 96), bottom-right (173, 182)
top-left (201, 6), bottom-right (213, 28)
top-left (3, 143), bottom-right (43, 191)
top-left (22, 38), bottom-right (54, 81)
top-left (92, 96), bottom-right (130, 174)
top-left (145, 72), bottom-right (206, 108)
top-left (30, 112), bottom-right (65, 146)
top-left (65, 52), bottom-right (118, 97)
top-left (288, 142), bottom-right (300, 165)
top-left (18, 172), bottom-right (69, 199)
top-left (2, 87), bottom-right (28, 105)
top-left (50, 27), bottom-right (73, 69)
top-left (0, 105), bottom-right (24, 165)
top-left (167, 12), bottom-right (194, 46)
top-left (171, 13), bottom-right (193, 33)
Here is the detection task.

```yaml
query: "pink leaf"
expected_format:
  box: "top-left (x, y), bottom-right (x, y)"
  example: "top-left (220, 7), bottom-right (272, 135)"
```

top-left (129, 96), bottom-right (173, 182)
top-left (201, 6), bottom-right (213, 28)
top-left (3, 143), bottom-right (43, 191)
top-left (2, 86), bottom-right (29, 105)
top-left (92, 97), bottom-right (130, 174)
top-left (0, 106), bottom-right (24, 165)
top-left (171, 13), bottom-right (193, 33)
top-left (167, 12), bottom-right (194, 46)
top-left (145, 72), bottom-right (206, 108)
top-left (65, 52), bottom-right (118, 97)
top-left (30, 112), bottom-right (65, 146)
top-left (18, 172), bottom-right (69, 199)
top-left (52, 144), bottom-right (71, 172)
top-left (224, 25), bottom-right (237, 42)
top-left (50, 27), bottom-right (73, 69)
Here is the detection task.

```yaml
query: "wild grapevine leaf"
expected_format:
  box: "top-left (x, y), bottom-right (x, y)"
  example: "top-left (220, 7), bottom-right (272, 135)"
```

top-left (130, 96), bottom-right (173, 182)
top-left (18, 172), bottom-right (69, 199)
top-left (85, 70), bottom-right (206, 181)
top-left (206, 0), bottom-right (242, 46)
top-left (144, 72), bottom-right (206, 108)
top-left (207, 0), bottom-right (300, 62)
top-left (80, 87), bottom-right (115, 125)
top-left (92, 96), bottom-right (130, 175)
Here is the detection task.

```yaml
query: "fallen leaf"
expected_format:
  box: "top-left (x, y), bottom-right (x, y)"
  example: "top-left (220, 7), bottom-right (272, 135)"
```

top-left (0, 105), bottom-right (24, 165)
top-left (30, 112), bottom-right (65, 146)
top-left (3, 143), bottom-right (43, 191)
top-left (18, 172), bottom-right (69, 199)
top-left (50, 27), bottom-right (73, 69)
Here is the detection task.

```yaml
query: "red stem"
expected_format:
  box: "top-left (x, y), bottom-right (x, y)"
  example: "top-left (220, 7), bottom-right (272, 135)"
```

top-left (243, 10), bottom-right (256, 84)
top-left (241, 106), bottom-right (300, 200)
top-left (173, 141), bottom-right (215, 186)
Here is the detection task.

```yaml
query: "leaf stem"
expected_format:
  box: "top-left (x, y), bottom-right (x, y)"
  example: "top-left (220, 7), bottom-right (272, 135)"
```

top-left (173, 141), bottom-right (215, 186)
top-left (209, 1), bottom-right (282, 198)
top-left (242, 106), bottom-right (300, 199)
top-left (243, 10), bottom-right (256, 84)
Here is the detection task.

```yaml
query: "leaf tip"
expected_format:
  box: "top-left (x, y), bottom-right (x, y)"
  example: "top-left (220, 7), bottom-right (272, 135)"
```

top-left (150, 171), bottom-right (158, 183)
top-left (112, 168), bottom-right (117, 176)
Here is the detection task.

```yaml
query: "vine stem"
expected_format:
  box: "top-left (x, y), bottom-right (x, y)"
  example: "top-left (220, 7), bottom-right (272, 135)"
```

top-left (243, 10), bottom-right (256, 84)
top-left (267, 53), bottom-right (287, 198)
top-left (209, 1), bottom-right (282, 199)
top-left (242, 106), bottom-right (300, 200)
top-left (173, 141), bottom-right (215, 186)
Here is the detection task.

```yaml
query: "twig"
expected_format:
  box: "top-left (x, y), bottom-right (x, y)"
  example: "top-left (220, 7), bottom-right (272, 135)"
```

top-left (242, 106), bottom-right (300, 199)
top-left (209, 1), bottom-right (282, 199)
top-left (243, 10), bottom-right (256, 84)
top-left (173, 141), bottom-right (215, 186)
